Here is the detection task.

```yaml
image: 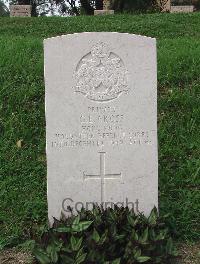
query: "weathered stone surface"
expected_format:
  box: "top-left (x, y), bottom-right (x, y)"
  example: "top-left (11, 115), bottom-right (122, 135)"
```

top-left (170, 5), bottom-right (194, 13)
top-left (162, 0), bottom-right (171, 12)
top-left (10, 5), bottom-right (32, 17)
top-left (44, 32), bottom-right (158, 225)
top-left (94, 10), bottom-right (114, 15)
top-left (103, 0), bottom-right (111, 10)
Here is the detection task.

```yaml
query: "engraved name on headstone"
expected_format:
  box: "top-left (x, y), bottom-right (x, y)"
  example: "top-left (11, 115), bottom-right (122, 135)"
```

top-left (44, 33), bottom-right (158, 225)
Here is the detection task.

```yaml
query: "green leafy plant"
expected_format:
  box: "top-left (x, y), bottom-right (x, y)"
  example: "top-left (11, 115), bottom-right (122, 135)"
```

top-left (33, 206), bottom-right (178, 263)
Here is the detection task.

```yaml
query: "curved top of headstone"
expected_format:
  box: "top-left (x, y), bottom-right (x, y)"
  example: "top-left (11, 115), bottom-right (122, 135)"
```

top-left (44, 32), bottom-right (156, 103)
top-left (44, 32), bottom-right (156, 43)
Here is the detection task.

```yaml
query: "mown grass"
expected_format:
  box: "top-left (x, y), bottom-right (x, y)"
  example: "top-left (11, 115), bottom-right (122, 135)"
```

top-left (0, 13), bottom-right (199, 244)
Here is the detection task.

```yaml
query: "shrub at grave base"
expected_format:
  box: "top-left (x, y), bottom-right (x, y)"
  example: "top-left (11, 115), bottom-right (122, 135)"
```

top-left (33, 206), bottom-right (178, 264)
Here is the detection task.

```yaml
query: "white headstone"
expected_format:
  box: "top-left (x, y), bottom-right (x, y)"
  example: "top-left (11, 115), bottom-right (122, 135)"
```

top-left (44, 33), bottom-right (158, 225)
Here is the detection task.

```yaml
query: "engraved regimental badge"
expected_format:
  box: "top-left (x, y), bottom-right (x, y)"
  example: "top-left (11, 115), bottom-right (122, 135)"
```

top-left (74, 42), bottom-right (129, 102)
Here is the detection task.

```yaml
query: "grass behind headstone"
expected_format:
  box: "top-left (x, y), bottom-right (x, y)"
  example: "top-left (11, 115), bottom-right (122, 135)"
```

top-left (0, 13), bottom-right (199, 243)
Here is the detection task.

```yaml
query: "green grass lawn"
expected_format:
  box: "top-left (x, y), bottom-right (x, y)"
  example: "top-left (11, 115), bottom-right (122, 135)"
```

top-left (0, 13), bottom-right (199, 245)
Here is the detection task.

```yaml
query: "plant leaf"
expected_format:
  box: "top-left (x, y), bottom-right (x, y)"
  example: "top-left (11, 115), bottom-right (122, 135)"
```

top-left (54, 226), bottom-right (71, 233)
top-left (72, 221), bottom-right (93, 232)
top-left (92, 228), bottom-right (100, 243)
top-left (75, 237), bottom-right (83, 251)
top-left (148, 207), bottom-right (158, 226)
top-left (139, 227), bottom-right (149, 244)
top-left (16, 139), bottom-right (23, 148)
top-left (136, 256), bottom-right (151, 262)
top-left (60, 254), bottom-right (74, 264)
top-left (50, 247), bottom-right (58, 263)
top-left (134, 248), bottom-right (141, 258)
top-left (73, 215), bottom-right (80, 226)
top-left (33, 248), bottom-right (51, 264)
top-left (70, 235), bottom-right (77, 251)
top-left (166, 237), bottom-right (173, 254)
top-left (99, 230), bottom-right (108, 244)
top-left (111, 258), bottom-right (121, 264)
top-left (76, 247), bottom-right (84, 259)
top-left (75, 252), bottom-right (87, 264)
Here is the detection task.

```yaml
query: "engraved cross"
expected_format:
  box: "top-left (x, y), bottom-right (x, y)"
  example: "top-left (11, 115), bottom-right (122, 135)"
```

top-left (83, 152), bottom-right (122, 204)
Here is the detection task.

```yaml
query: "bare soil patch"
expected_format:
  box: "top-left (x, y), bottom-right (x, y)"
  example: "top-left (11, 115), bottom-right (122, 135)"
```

top-left (176, 243), bottom-right (200, 264)
top-left (0, 249), bottom-right (33, 264)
